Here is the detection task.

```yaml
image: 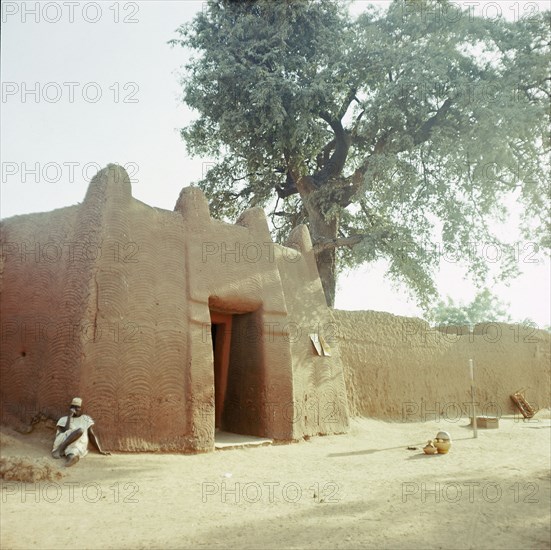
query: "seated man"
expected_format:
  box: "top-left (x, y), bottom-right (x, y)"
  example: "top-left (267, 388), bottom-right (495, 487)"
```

top-left (51, 397), bottom-right (110, 467)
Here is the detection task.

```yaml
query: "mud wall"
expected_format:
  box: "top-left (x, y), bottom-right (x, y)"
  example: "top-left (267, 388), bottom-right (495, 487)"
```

top-left (178, 189), bottom-right (349, 442)
top-left (277, 226), bottom-right (349, 439)
top-left (77, 167), bottom-right (190, 452)
top-left (176, 190), bottom-right (295, 445)
top-left (331, 310), bottom-right (551, 421)
top-left (0, 203), bottom-right (99, 429)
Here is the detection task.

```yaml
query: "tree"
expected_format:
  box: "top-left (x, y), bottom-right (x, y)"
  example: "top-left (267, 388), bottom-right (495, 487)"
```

top-left (171, 0), bottom-right (550, 306)
top-left (424, 289), bottom-right (512, 326)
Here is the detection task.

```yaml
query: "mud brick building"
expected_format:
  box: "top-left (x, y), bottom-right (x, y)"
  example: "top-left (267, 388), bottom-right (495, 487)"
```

top-left (0, 165), bottom-right (349, 452)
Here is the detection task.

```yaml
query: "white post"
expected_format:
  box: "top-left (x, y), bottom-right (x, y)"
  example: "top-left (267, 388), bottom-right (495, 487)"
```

top-left (469, 358), bottom-right (478, 438)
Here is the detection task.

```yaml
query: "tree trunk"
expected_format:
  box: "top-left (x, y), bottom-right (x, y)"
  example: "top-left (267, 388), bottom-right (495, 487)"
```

top-left (314, 232), bottom-right (337, 307)
top-left (294, 175), bottom-right (339, 308)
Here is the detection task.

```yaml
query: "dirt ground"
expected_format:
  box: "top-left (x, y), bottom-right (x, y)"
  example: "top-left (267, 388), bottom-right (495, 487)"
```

top-left (1, 413), bottom-right (550, 550)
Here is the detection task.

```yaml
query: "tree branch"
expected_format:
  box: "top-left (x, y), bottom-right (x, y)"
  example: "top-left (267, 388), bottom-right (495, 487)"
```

top-left (339, 99), bottom-right (455, 206)
top-left (333, 130), bottom-right (394, 207)
top-left (313, 116), bottom-right (351, 186)
top-left (413, 98), bottom-right (453, 145)
top-left (316, 138), bottom-right (337, 170)
top-left (284, 96), bottom-right (454, 206)
top-left (313, 234), bottom-right (366, 253)
top-left (275, 172), bottom-right (298, 198)
top-left (337, 87), bottom-right (358, 120)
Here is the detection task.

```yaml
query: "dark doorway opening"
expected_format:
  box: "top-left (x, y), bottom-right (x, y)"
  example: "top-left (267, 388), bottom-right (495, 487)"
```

top-left (210, 311), bottom-right (232, 430)
top-left (209, 308), bottom-right (265, 437)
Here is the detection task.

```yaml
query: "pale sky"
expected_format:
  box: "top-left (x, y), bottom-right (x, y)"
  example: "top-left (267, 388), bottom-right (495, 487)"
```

top-left (1, 0), bottom-right (549, 326)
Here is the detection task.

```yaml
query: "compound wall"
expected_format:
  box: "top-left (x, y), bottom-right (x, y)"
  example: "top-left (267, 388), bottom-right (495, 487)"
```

top-left (332, 309), bottom-right (550, 421)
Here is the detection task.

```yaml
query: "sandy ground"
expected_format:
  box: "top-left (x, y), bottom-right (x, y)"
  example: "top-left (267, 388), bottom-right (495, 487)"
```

top-left (1, 413), bottom-right (550, 550)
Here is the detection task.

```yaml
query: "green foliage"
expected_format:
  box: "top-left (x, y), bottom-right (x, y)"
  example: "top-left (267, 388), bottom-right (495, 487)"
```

top-left (424, 289), bottom-right (512, 326)
top-left (171, 0), bottom-right (550, 306)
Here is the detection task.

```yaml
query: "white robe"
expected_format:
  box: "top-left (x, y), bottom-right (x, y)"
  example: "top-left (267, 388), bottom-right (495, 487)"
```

top-left (52, 414), bottom-right (95, 457)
